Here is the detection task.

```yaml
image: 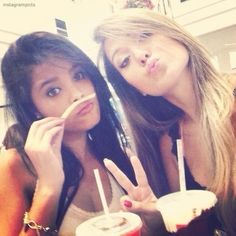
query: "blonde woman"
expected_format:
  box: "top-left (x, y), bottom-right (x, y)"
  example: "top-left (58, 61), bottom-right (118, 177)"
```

top-left (94, 8), bottom-right (236, 236)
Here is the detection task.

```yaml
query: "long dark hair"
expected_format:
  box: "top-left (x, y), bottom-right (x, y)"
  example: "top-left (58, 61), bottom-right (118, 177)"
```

top-left (102, 53), bottom-right (183, 196)
top-left (1, 31), bottom-right (136, 228)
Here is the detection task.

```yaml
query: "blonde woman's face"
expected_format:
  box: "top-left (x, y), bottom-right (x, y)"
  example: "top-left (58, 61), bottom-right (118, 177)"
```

top-left (104, 33), bottom-right (190, 96)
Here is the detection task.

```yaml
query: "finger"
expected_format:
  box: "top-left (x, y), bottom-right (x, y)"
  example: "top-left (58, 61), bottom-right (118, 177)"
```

top-left (124, 150), bottom-right (149, 186)
top-left (26, 118), bottom-right (64, 146)
top-left (120, 195), bottom-right (157, 214)
top-left (125, 147), bottom-right (135, 158)
top-left (104, 158), bottom-right (134, 193)
top-left (0, 145), bottom-right (6, 154)
top-left (29, 117), bottom-right (64, 134)
top-left (26, 126), bottom-right (64, 157)
top-left (33, 118), bottom-right (65, 140)
top-left (41, 125), bottom-right (64, 146)
top-left (130, 155), bottom-right (149, 187)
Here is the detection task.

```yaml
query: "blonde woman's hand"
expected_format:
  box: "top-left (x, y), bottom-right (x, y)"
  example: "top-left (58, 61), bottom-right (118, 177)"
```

top-left (24, 117), bottom-right (65, 187)
top-left (104, 154), bottom-right (158, 213)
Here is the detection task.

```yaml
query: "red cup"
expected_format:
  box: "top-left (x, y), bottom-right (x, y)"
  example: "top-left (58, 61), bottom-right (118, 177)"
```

top-left (76, 212), bottom-right (142, 236)
top-left (156, 190), bottom-right (217, 234)
top-left (176, 208), bottom-right (216, 236)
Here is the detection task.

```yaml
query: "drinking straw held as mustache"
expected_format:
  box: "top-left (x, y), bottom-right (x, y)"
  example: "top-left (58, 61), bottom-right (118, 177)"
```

top-left (61, 93), bottom-right (96, 119)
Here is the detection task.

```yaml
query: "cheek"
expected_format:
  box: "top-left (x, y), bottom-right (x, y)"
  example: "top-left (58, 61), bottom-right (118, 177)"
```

top-left (93, 101), bottom-right (101, 122)
top-left (179, 48), bottom-right (189, 65)
top-left (82, 80), bottom-right (96, 93)
top-left (94, 110), bottom-right (101, 126)
top-left (122, 70), bottom-right (139, 86)
top-left (165, 47), bottom-right (189, 74)
top-left (125, 70), bottom-right (146, 85)
top-left (175, 45), bottom-right (189, 66)
top-left (34, 99), bottom-right (64, 118)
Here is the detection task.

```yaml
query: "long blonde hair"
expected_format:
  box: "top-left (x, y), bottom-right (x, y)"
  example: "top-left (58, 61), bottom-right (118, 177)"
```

top-left (94, 8), bottom-right (236, 199)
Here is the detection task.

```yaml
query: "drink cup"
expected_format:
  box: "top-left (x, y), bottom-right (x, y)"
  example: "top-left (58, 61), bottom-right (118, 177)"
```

top-left (75, 212), bottom-right (142, 236)
top-left (156, 190), bottom-right (217, 234)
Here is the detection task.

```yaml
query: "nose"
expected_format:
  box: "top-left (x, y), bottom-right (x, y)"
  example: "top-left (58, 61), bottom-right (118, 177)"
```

top-left (72, 92), bottom-right (84, 103)
top-left (69, 86), bottom-right (84, 103)
top-left (133, 49), bottom-right (150, 66)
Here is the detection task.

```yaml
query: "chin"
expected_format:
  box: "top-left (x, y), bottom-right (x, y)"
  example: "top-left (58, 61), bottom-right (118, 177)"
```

top-left (76, 117), bottom-right (101, 131)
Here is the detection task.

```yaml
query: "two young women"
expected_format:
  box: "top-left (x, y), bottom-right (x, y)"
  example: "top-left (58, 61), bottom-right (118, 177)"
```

top-left (1, 8), bottom-right (235, 236)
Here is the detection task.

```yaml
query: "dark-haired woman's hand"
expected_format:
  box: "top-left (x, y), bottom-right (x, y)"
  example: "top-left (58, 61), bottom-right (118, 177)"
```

top-left (24, 117), bottom-right (65, 189)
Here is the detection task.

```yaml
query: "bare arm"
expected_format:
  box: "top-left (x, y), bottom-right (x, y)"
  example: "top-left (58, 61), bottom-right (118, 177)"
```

top-left (0, 149), bottom-right (62, 235)
top-left (0, 117), bottom-right (65, 235)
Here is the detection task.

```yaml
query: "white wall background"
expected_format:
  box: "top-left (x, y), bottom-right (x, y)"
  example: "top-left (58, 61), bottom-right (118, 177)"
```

top-left (0, 0), bottom-right (236, 144)
top-left (0, 0), bottom-right (113, 143)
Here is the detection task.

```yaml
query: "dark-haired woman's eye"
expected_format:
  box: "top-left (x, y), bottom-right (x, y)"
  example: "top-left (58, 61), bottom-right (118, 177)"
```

top-left (74, 71), bottom-right (87, 81)
top-left (47, 87), bottom-right (61, 97)
top-left (119, 56), bottom-right (130, 69)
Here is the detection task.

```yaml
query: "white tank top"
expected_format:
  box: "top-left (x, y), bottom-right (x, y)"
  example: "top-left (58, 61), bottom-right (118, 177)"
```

top-left (59, 174), bottom-right (125, 236)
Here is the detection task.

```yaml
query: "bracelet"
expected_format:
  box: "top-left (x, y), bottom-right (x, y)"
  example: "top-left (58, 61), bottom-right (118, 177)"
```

top-left (23, 212), bottom-right (58, 234)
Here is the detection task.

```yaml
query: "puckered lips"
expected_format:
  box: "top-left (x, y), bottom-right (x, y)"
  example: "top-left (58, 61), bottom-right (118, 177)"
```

top-left (146, 58), bottom-right (160, 74)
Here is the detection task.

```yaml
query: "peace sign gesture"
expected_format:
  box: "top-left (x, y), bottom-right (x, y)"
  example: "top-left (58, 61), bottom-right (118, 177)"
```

top-left (104, 154), bottom-right (157, 213)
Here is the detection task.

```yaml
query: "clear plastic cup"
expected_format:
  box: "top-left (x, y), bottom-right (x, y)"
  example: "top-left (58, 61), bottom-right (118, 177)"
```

top-left (156, 190), bottom-right (217, 234)
top-left (75, 212), bottom-right (142, 236)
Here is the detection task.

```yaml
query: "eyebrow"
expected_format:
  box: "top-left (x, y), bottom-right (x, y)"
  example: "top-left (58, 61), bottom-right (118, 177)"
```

top-left (70, 64), bottom-right (82, 73)
top-left (72, 62), bottom-right (90, 75)
top-left (111, 48), bottom-right (120, 63)
top-left (37, 77), bottom-right (58, 91)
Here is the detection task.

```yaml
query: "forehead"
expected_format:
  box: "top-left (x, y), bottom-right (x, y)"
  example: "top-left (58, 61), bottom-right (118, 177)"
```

top-left (31, 58), bottom-right (72, 84)
top-left (34, 57), bottom-right (71, 72)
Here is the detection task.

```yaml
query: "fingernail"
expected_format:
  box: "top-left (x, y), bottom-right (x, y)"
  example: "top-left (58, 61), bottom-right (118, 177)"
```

top-left (176, 224), bottom-right (187, 230)
top-left (123, 200), bottom-right (132, 208)
top-left (103, 158), bottom-right (110, 165)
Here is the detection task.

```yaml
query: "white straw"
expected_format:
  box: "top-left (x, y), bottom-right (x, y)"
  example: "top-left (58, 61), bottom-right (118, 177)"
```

top-left (176, 139), bottom-right (186, 192)
top-left (94, 169), bottom-right (110, 218)
top-left (61, 93), bottom-right (96, 119)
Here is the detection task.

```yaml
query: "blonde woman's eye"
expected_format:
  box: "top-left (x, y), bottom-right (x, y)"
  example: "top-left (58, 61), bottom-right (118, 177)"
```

top-left (138, 32), bottom-right (152, 42)
top-left (74, 71), bottom-right (86, 81)
top-left (119, 56), bottom-right (130, 69)
top-left (47, 87), bottom-right (61, 97)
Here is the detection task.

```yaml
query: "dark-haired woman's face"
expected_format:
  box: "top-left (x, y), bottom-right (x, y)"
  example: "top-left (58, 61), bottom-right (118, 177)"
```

top-left (30, 58), bottom-right (100, 133)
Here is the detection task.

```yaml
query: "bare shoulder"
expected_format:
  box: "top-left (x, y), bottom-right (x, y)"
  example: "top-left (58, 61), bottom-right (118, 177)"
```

top-left (0, 148), bottom-right (35, 194)
top-left (0, 149), bottom-right (36, 235)
top-left (0, 148), bottom-right (28, 176)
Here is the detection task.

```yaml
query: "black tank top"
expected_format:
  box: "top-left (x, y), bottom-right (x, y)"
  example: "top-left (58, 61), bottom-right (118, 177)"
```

top-left (168, 122), bottom-right (224, 235)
